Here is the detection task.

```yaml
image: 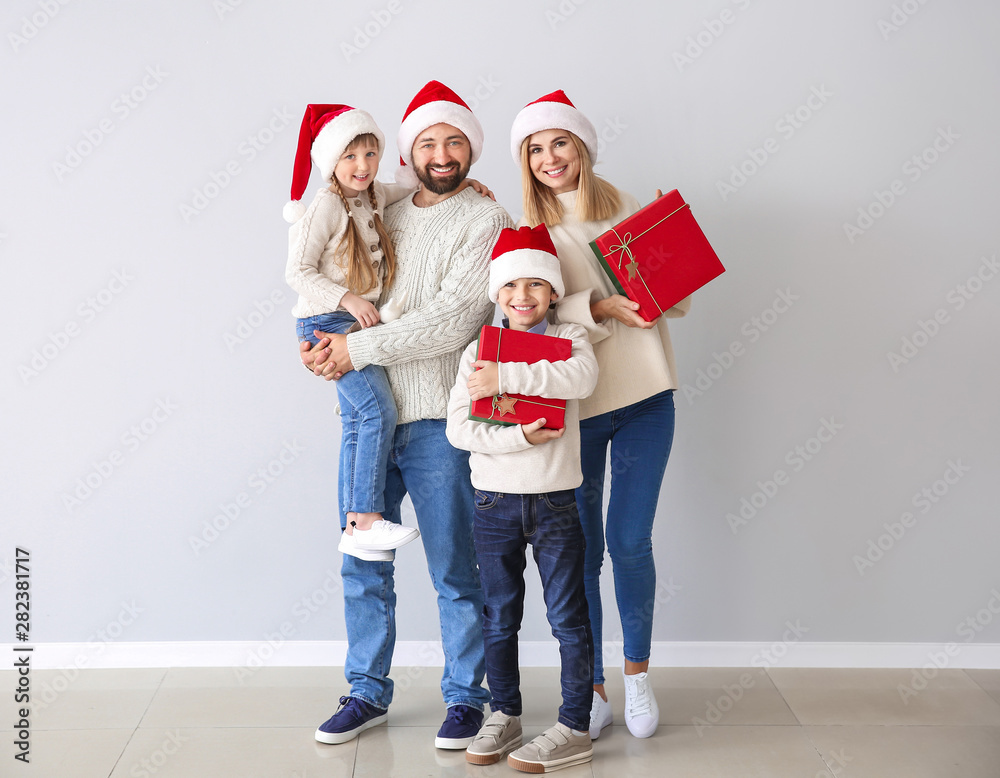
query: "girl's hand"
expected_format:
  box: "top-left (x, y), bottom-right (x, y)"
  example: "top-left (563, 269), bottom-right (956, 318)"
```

top-left (592, 294), bottom-right (658, 329)
top-left (467, 360), bottom-right (500, 400)
top-left (654, 188), bottom-right (663, 199)
top-left (521, 418), bottom-right (564, 445)
top-left (465, 178), bottom-right (496, 201)
top-left (340, 292), bottom-right (380, 328)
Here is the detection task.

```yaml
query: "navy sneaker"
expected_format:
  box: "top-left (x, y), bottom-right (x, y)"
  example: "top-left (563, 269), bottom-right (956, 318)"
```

top-left (315, 695), bottom-right (388, 744)
top-left (435, 704), bottom-right (484, 749)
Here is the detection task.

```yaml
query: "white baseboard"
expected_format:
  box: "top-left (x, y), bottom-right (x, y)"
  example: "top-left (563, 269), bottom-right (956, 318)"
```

top-left (6, 641), bottom-right (1000, 670)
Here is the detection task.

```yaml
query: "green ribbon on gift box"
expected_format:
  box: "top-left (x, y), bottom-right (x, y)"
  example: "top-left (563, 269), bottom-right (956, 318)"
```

top-left (606, 201), bottom-right (690, 316)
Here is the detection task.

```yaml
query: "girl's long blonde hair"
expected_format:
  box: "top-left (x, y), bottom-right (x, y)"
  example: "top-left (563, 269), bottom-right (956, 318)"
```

top-left (329, 133), bottom-right (396, 295)
top-left (519, 131), bottom-right (621, 228)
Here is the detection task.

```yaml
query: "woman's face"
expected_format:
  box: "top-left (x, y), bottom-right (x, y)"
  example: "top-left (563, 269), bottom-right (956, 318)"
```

top-left (527, 129), bottom-right (581, 195)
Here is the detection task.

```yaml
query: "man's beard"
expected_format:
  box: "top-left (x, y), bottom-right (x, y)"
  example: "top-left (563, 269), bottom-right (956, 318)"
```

top-left (414, 158), bottom-right (471, 195)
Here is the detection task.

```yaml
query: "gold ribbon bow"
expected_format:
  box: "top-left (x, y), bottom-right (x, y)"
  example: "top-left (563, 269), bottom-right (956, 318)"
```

top-left (605, 202), bottom-right (691, 317)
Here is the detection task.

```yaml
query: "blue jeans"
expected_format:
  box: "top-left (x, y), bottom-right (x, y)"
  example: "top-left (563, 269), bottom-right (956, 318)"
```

top-left (473, 489), bottom-right (593, 733)
top-left (576, 390), bottom-right (675, 686)
top-left (298, 312), bottom-right (397, 515)
top-left (340, 420), bottom-right (488, 711)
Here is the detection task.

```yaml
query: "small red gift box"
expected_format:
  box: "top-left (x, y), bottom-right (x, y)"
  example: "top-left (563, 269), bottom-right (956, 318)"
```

top-left (589, 189), bottom-right (725, 322)
top-left (468, 325), bottom-right (571, 429)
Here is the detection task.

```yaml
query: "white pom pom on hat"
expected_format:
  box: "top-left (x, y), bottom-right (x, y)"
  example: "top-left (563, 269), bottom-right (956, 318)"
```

top-left (283, 104), bottom-right (384, 223)
top-left (488, 224), bottom-right (565, 303)
top-left (394, 80), bottom-right (484, 186)
top-left (509, 89), bottom-right (598, 165)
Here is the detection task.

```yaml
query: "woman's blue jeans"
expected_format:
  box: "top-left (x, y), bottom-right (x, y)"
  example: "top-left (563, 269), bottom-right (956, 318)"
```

top-left (473, 489), bottom-right (593, 733)
top-left (298, 312), bottom-right (397, 515)
top-left (575, 390), bottom-right (675, 686)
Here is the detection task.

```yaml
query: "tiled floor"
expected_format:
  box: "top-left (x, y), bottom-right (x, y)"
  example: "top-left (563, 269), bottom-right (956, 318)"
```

top-left (2, 666), bottom-right (999, 777)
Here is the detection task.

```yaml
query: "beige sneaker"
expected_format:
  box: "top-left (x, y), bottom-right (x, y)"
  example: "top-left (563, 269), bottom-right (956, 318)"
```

top-left (507, 722), bottom-right (592, 773)
top-left (465, 710), bottom-right (522, 765)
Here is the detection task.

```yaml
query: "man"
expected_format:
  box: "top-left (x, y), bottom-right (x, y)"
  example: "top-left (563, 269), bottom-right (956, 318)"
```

top-left (302, 81), bottom-right (512, 749)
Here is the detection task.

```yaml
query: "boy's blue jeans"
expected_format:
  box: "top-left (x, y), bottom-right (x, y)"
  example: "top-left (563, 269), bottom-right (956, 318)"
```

top-left (473, 489), bottom-right (593, 733)
top-left (297, 312), bottom-right (397, 516)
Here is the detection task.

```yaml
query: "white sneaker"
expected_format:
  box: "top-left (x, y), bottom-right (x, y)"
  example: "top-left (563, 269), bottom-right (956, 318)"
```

top-left (589, 691), bottom-right (613, 739)
top-left (338, 531), bottom-right (393, 561)
top-left (352, 520), bottom-right (420, 551)
top-left (622, 670), bottom-right (659, 738)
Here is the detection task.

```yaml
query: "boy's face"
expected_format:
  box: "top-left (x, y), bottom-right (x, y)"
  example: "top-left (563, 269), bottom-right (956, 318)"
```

top-left (497, 278), bottom-right (556, 331)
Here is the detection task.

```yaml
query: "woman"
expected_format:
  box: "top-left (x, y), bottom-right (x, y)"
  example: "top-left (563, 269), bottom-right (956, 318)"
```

top-left (510, 90), bottom-right (690, 740)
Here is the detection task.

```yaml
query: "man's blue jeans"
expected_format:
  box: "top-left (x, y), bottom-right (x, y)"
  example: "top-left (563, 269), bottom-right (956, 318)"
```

top-left (340, 419), bottom-right (489, 711)
top-left (576, 390), bottom-right (675, 686)
top-left (473, 489), bottom-right (593, 733)
top-left (298, 312), bottom-right (396, 514)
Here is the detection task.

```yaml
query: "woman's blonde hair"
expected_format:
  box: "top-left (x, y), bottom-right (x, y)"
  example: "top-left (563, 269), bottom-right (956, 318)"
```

top-left (329, 133), bottom-right (396, 295)
top-left (519, 131), bottom-right (621, 228)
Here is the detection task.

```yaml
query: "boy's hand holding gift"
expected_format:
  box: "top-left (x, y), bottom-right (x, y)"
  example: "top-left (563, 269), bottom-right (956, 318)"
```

top-left (466, 360), bottom-right (565, 443)
top-left (467, 360), bottom-right (500, 401)
top-left (467, 326), bottom-right (573, 429)
top-left (521, 418), bottom-right (565, 445)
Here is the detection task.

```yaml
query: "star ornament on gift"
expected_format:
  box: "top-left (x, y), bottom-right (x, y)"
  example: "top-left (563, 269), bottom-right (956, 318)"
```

top-left (626, 258), bottom-right (640, 280)
top-left (493, 393), bottom-right (519, 416)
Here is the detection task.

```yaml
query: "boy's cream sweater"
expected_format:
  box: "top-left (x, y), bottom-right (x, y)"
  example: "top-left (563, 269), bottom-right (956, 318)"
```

top-left (446, 321), bottom-right (597, 494)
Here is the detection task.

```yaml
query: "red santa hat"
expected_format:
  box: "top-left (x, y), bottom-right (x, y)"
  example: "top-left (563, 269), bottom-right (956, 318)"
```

top-left (488, 224), bottom-right (564, 303)
top-left (509, 89), bottom-right (598, 165)
top-left (283, 104), bottom-right (385, 223)
top-left (395, 80), bottom-right (484, 187)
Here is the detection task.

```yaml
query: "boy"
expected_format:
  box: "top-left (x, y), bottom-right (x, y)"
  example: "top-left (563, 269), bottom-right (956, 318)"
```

top-left (446, 224), bottom-right (599, 773)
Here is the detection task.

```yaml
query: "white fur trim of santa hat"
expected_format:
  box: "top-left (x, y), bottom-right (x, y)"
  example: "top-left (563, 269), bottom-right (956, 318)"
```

top-left (312, 109), bottom-right (384, 184)
top-left (395, 81), bottom-right (483, 187)
top-left (283, 105), bottom-right (384, 223)
top-left (488, 225), bottom-right (564, 303)
top-left (509, 89), bottom-right (598, 165)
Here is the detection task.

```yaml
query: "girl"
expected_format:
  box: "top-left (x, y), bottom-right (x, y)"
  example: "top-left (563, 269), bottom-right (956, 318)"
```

top-left (510, 90), bottom-right (691, 739)
top-left (283, 103), bottom-right (418, 560)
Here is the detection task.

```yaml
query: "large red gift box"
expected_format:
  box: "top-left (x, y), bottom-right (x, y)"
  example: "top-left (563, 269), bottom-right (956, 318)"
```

top-left (468, 325), bottom-right (571, 429)
top-left (589, 189), bottom-right (725, 322)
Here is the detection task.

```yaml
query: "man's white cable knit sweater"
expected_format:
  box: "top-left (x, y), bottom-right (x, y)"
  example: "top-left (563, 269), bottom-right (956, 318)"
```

top-left (346, 186), bottom-right (513, 425)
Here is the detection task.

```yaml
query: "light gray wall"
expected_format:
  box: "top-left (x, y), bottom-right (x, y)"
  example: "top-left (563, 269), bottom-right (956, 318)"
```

top-left (2, 0), bottom-right (998, 651)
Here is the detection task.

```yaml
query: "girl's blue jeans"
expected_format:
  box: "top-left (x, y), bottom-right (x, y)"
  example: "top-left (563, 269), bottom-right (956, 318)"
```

top-left (297, 312), bottom-right (397, 516)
